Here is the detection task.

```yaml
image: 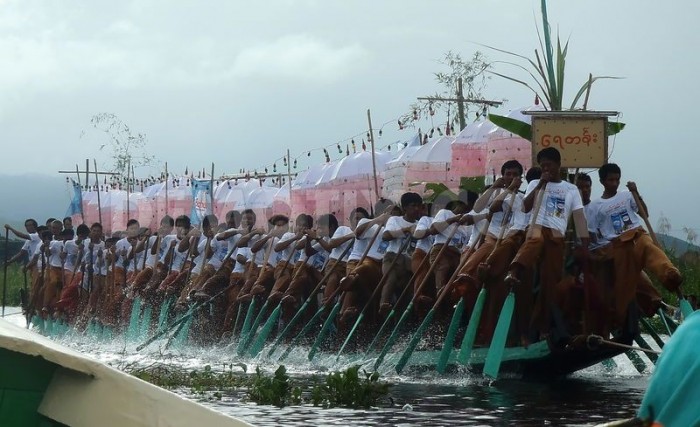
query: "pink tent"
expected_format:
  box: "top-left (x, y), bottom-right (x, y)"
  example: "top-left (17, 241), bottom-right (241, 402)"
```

top-left (382, 135), bottom-right (421, 203)
top-left (485, 105), bottom-right (543, 177)
top-left (448, 120), bottom-right (496, 185)
top-left (404, 136), bottom-right (455, 189)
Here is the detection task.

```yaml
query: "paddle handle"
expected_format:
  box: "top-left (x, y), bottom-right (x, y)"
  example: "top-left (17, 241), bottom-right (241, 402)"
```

top-left (630, 190), bottom-right (660, 247)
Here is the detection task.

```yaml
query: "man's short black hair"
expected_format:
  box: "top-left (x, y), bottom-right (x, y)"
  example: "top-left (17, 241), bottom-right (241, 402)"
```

top-left (160, 215), bottom-right (175, 227)
top-left (350, 207), bottom-right (370, 220)
top-left (575, 173), bottom-right (592, 184)
top-left (60, 229), bottom-right (75, 239)
top-left (76, 224), bottom-right (90, 237)
top-left (63, 217), bottom-right (72, 223)
top-left (501, 160), bottom-right (524, 176)
top-left (45, 218), bottom-right (57, 227)
top-left (90, 222), bottom-right (102, 230)
top-left (536, 147), bottom-right (561, 164)
top-left (25, 218), bottom-right (38, 227)
top-left (525, 167), bottom-right (542, 183)
top-left (175, 215), bottom-right (191, 229)
top-left (40, 230), bottom-right (52, 241)
top-left (126, 219), bottom-right (140, 228)
top-left (400, 192), bottom-right (423, 209)
top-left (598, 163), bottom-right (622, 181)
top-left (318, 214), bottom-right (338, 231)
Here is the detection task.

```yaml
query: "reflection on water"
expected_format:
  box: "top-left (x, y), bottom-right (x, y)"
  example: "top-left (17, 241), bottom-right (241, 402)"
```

top-left (3, 309), bottom-right (647, 426)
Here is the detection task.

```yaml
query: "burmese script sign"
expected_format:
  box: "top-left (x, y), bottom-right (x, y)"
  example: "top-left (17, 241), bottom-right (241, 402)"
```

top-left (531, 116), bottom-right (608, 168)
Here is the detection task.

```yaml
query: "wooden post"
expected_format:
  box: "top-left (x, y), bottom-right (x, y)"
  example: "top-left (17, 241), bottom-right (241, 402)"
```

top-left (366, 109), bottom-right (380, 199)
top-left (85, 159), bottom-right (90, 191)
top-left (210, 162), bottom-right (215, 216)
top-left (75, 164), bottom-right (85, 223)
top-left (127, 159), bottom-right (131, 223)
top-left (93, 159), bottom-right (103, 225)
top-left (165, 162), bottom-right (169, 217)
top-left (286, 148), bottom-right (292, 195)
top-left (457, 77), bottom-right (466, 131)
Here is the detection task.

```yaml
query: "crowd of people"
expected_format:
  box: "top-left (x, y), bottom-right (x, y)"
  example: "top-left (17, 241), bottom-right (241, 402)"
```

top-left (3, 147), bottom-right (684, 350)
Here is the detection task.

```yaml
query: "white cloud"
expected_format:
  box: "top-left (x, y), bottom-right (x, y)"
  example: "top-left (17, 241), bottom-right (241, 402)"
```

top-left (231, 34), bottom-right (370, 84)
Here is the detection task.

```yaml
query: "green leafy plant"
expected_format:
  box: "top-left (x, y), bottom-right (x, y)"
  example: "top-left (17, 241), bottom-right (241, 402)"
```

top-left (484, 0), bottom-right (625, 138)
top-left (248, 365), bottom-right (302, 407)
top-left (311, 365), bottom-right (390, 409)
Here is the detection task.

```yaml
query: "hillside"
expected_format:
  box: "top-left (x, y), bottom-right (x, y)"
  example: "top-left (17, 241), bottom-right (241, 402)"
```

top-left (658, 233), bottom-right (699, 256)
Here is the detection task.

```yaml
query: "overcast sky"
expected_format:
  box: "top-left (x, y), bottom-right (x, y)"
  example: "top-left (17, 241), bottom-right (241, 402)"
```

top-left (1, 0), bottom-right (698, 237)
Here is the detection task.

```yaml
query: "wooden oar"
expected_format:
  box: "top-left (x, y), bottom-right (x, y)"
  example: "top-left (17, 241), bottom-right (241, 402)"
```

top-left (136, 247), bottom-right (236, 351)
top-left (365, 248), bottom-right (431, 355)
top-left (243, 244), bottom-right (299, 355)
top-left (237, 239), bottom-right (276, 355)
top-left (373, 217), bottom-right (465, 371)
top-left (631, 189), bottom-right (693, 319)
top-left (639, 317), bottom-right (665, 349)
top-left (305, 223), bottom-right (384, 362)
top-left (2, 228), bottom-right (9, 317)
top-left (483, 183), bottom-right (546, 379)
top-left (249, 242), bottom-right (353, 358)
top-left (393, 246), bottom-right (471, 374)
top-left (335, 236), bottom-right (413, 361)
top-left (457, 192), bottom-right (518, 367)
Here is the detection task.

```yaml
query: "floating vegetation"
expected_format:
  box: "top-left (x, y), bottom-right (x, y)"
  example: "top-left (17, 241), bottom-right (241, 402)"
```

top-left (123, 362), bottom-right (391, 409)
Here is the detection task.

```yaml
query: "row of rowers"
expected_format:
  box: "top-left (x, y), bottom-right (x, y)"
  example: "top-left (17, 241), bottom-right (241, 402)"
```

top-left (5, 147), bottom-right (684, 342)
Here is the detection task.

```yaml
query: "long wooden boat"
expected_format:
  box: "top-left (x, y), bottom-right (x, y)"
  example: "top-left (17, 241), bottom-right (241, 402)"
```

top-left (0, 318), bottom-right (252, 427)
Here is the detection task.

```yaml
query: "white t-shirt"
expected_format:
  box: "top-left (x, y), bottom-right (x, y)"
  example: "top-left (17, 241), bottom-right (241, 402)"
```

top-left (159, 235), bottom-right (180, 265)
top-left (414, 216), bottom-right (434, 253)
top-left (594, 191), bottom-right (642, 241)
top-left (207, 236), bottom-right (225, 269)
top-left (348, 219), bottom-right (384, 261)
top-left (488, 191), bottom-right (519, 238)
top-left (274, 232), bottom-right (297, 264)
top-left (32, 243), bottom-right (46, 270)
top-left (306, 237), bottom-right (330, 270)
top-left (431, 209), bottom-right (469, 249)
top-left (63, 239), bottom-right (81, 272)
top-left (508, 193), bottom-right (530, 233)
top-left (525, 179), bottom-right (584, 236)
top-left (170, 243), bottom-right (188, 273)
top-left (191, 237), bottom-right (210, 275)
top-left (48, 240), bottom-right (64, 268)
top-left (114, 238), bottom-right (132, 269)
top-left (233, 247), bottom-right (249, 274)
top-left (382, 216), bottom-right (414, 255)
top-left (329, 226), bottom-right (353, 261)
top-left (86, 241), bottom-right (107, 276)
top-left (28, 233), bottom-right (43, 259)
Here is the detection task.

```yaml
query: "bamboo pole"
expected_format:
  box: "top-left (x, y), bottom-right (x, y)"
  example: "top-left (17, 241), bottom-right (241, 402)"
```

top-left (94, 159), bottom-right (102, 225)
top-left (210, 163), bottom-right (215, 216)
top-left (127, 159), bottom-right (131, 224)
top-left (75, 164), bottom-right (85, 223)
top-left (367, 109), bottom-right (380, 199)
top-left (165, 162), bottom-right (169, 217)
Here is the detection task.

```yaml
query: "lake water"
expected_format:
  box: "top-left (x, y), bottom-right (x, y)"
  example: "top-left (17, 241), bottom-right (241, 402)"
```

top-left (3, 308), bottom-right (650, 426)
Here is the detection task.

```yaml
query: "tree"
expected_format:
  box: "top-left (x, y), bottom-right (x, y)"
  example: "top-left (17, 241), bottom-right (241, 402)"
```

top-left (89, 113), bottom-right (156, 181)
top-left (657, 212), bottom-right (672, 236)
top-left (683, 226), bottom-right (698, 250)
top-left (401, 51), bottom-right (493, 133)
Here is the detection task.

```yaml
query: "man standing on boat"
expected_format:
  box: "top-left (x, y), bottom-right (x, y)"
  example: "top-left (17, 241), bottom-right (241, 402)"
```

top-left (590, 163), bottom-right (682, 334)
top-left (504, 147), bottom-right (589, 342)
top-left (378, 192), bottom-right (423, 316)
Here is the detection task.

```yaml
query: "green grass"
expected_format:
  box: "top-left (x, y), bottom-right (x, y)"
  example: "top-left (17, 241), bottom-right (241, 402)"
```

top-left (1, 264), bottom-right (26, 307)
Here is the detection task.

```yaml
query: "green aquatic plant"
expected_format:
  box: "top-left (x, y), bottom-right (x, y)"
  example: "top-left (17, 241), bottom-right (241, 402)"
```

top-left (248, 365), bottom-right (302, 407)
top-left (311, 365), bottom-right (391, 409)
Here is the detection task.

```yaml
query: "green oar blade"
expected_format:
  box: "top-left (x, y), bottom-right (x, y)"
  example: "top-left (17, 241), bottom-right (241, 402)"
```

top-left (278, 306), bottom-right (326, 362)
top-left (625, 350), bottom-right (647, 373)
top-left (266, 300), bottom-right (311, 358)
top-left (679, 297), bottom-right (694, 319)
top-left (236, 300), bottom-right (257, 355)
top-left (374, 302), bottom-right (413, 371)
top-left (483, 292), bottom-right (515, 379)
top-left (640, 317), bottom-right (665, 349)
top-left (308, 301), bottom-right (341, 361)
top-left (157, 296), bottom-right (175, 331)
top-left (139, 305), bottom-right (152, 341)
top-left (437, 298), bottom-right (465, 374)
top-left (336, 312), bottom-right (365, 361)
top-left (249, 305), bottom-right (282, 357)
top-left (633, 334), bottom-right (658, 365)
top-left (127, 297), bottom-right (143, 342)
top-left (395, 309), bottom-right (435, 374)
top-left (457, 288), bottom-right (486, 365)
top-left (366, 309), bottom-right (396, 356)
top-left (239, 300), bottom-right (269, 355)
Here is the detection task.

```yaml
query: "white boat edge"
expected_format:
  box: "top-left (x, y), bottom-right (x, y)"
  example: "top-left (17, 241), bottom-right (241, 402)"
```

top-left (0, 318), bottom-right (254, 427)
